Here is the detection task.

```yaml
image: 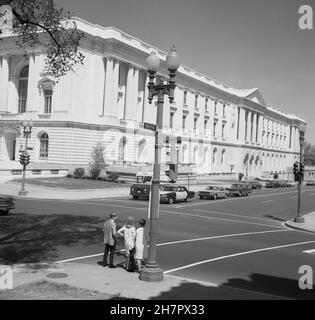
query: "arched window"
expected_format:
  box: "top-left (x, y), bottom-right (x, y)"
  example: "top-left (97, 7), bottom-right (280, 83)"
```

top-left (221, 149), bottom-right (226, 164)
top-left (39, 132), bottom-right (49, 159)
top-left (138, 139), bottom-right (146, 161)
top-left (212, 148), bottom-right (217, 164)
top-left (18, 66), bottom-right (29, 114)
top-left (118, 137), bottom-right (127, 161)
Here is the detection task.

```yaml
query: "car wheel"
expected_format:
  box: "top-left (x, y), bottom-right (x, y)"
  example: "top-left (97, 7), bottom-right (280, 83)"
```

top-left (133, 195), bottom-right (139, 200)
top-left (168, 197), bottom-right (174, 204)
top-left (199, 196), bottom-right (204, 199)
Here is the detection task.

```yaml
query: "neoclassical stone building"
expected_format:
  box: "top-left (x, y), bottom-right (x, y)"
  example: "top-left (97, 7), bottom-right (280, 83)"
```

top-left (0, 11), bottom-right (306, 179)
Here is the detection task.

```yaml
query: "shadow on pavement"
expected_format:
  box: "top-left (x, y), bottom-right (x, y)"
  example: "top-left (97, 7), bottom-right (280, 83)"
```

top-left (150, 273), bottom-right (315, 300)
top-left (263, 215), bottom-right (287, 222)
top-left (0, 212), bottom-right (125, 264)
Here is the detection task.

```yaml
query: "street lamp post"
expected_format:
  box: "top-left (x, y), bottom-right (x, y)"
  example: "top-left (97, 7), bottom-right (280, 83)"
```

top-left (139, 46), bottom-right (180, 282)
top-left (19, 119), bottom-right (33, 196)
top-left (294, 123), bottom-right (306, 223)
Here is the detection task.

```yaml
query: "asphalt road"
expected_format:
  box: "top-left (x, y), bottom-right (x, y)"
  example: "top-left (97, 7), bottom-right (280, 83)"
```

top-left (1, 186), bottom-right (315, 299)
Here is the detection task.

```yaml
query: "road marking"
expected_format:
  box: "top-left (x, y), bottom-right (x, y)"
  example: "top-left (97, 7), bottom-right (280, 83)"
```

top-left (164, 240), bottom-right (315, 274)
top-left (56, 229), bottom-right (289, 263)
top-left (166, 275), bottom-right (218, 287)
top-left (302, 249), bottom-right (315, 254)
top-left (161, 209), bottom-right (283, 228)
top-left (290, 196), bottom-right (298, 199)
top-left (261, 200), bottom-right (274, 204)
top-left (193, 209), bottom-right (275, 222)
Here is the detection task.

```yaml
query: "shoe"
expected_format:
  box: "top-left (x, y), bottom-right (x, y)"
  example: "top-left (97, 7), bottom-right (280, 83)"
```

top-left (108, 265), bottom-right (117, 268)
top-left (98, 261), bottom-right (107, 267)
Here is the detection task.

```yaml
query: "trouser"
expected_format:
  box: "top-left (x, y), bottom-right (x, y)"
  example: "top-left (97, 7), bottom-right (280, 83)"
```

top-left (103, 243), bottom-right (115, 265)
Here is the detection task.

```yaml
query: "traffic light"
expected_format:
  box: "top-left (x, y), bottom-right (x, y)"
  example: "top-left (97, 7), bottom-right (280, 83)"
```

top-left (19, 153), bottom-right (25, 165)
top-left (300, 163), bottom-right (305, 176)
top-left (177, 136), bottom-right (182, 145)
top-left (25, 153), bottom-right (30, 166)
top-left (293, 162), bottom-right (299, 175)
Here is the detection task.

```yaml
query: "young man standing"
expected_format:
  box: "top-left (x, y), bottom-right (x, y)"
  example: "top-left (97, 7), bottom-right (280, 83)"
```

top-left (102, 212), bottom-right (118, 268)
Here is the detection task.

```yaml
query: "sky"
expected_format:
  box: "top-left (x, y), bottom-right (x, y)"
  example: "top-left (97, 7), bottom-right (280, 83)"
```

top-left (55, 0), bottom-right (315, 143)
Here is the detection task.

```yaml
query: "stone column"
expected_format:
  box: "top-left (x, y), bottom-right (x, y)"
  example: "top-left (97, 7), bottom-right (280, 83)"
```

top-left (103, 57), bottom-right (114, 115)
top-left (0, 55), bottom-right (9, 112)
top-left (133, 67), bottom-right (139, 118)
top-left (246, 110), bottom-right (252, 142)
top-left (111, 59), bottom-right (120, 117)
top-left (239, 108), bottom-right (246, 142)
top-left (125, 64), bottom-right (134, 120)
top-left (252, 113), bottom-right (257, 143)
top-left (26, 54), bottom-right (35, 111)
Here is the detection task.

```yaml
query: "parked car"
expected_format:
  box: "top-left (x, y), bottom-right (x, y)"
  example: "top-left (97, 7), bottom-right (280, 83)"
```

top-left (0, 196), bottom-right (16, 215)
top-left (265, 180), bottom-right (277, 188)
top-left (159, 185), bottom-right (195, 204)
top-left (130, 183), bottom-right (150, 200)
top-left (198, 185), bottom-right (228, 200)
top-left (306, 180), bottom-right (315, 186)
top-left (226, 183), bottom-right (251, 197)
top-left (246, 181), bottom-right (262, 190)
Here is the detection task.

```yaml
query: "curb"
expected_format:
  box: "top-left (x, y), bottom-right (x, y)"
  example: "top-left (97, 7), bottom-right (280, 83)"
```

top-left (284, 221), bottom-right (315, 234)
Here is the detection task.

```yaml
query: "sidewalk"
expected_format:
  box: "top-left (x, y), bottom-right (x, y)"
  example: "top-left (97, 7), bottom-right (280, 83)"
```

top-left (285, 211), bottom-right (315, 233)
top-left (2, 261), bottom-right (284, 300)
top-left (0, 181), bottom-right (131, 200)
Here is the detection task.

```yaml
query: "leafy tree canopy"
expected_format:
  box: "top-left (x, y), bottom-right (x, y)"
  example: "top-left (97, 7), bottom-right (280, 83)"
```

top-left (0, 0), bottom-right (84, 78)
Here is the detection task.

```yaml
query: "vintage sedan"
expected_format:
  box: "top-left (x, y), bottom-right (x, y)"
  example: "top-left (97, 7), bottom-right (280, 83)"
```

top-left (0, 195), bottom-right (16, 215)
top-left (306, 180), bottom-right (315, 186)
top-left (226, 183), bottom-right (251, 197)
top-left (159, 184), bottom-right (195, 204)
top-left (198, 185), bottom-right (228, 200)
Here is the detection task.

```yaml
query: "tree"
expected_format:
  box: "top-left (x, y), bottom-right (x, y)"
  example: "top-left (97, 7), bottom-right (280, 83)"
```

top-left (89, 142), bottom-right (106, 180)
top-left (0, 0), bottom-right (84, 78)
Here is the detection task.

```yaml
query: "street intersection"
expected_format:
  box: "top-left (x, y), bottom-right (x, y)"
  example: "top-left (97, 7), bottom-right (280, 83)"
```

top-left (1, 186), bottom-right (315, 299)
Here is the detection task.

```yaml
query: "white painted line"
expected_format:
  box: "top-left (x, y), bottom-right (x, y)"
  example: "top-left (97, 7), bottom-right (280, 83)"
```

top-left (161, 209), bottom-right (283, 228)
top-left (193, 209), bottom-right (274, 222)
top-left (56, 229), bottom-right (289, 263)
top-left (290, 196), bottom-right (298, 199)
top-left (302, 249), bottom-right (315, 254)
top-left (164, 240), bottom-right (315, 274)
top-left (261, 200), bottom-right (274, 204)
top-left (166, 275), bottom-right (219, 287)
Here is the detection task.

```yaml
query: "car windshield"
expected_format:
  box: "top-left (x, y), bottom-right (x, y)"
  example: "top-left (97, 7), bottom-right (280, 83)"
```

top-left (206, 186), bottom-right (216, 190)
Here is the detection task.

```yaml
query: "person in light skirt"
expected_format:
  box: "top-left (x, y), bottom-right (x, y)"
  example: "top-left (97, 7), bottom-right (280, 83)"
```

top-left (135, 219), bottom-right (148, 272)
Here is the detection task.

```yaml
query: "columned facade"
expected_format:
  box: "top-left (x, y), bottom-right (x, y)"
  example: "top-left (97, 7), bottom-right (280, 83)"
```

top-left (0, 14), bottom-right (305, 179)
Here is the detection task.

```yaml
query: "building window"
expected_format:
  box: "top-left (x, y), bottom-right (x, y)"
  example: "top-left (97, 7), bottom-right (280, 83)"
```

top-left (204, 119), bottom-right (208, 131)
top-left (213, 148), bottom-right (217, 164)
top-left (222, 123), bottom-right (225, 139)
top-left (39, 132), bottom-right (49, 159)
top-left (44, 89), bottom-right (53, 114)
top-left (213, 121), bottom-right (217, 137)
top-left (221, 149), bottom-right (226, 164)
top-left (183, 90), bottom-right (187, 105)
top-left (195, 94), bottom-right (198, 109)
top-left (205, 98), bottom-right (208, 112)
top-left (194, 117), bottom-right (198, 130)
top-left (223, 104), bottom-right (226, 117)
top-left (182, 114), bottom-right (187, 130)
top-left (214, 101), bottom-right (218, 115)
top-left (169, 112), bottom-right (174, 129)
top-left (138, 139), bottom-right (146, 161)
top-left (193, 146), bottom-right (198, 163)
top-left (18, 66), bottom-right (29, 114)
